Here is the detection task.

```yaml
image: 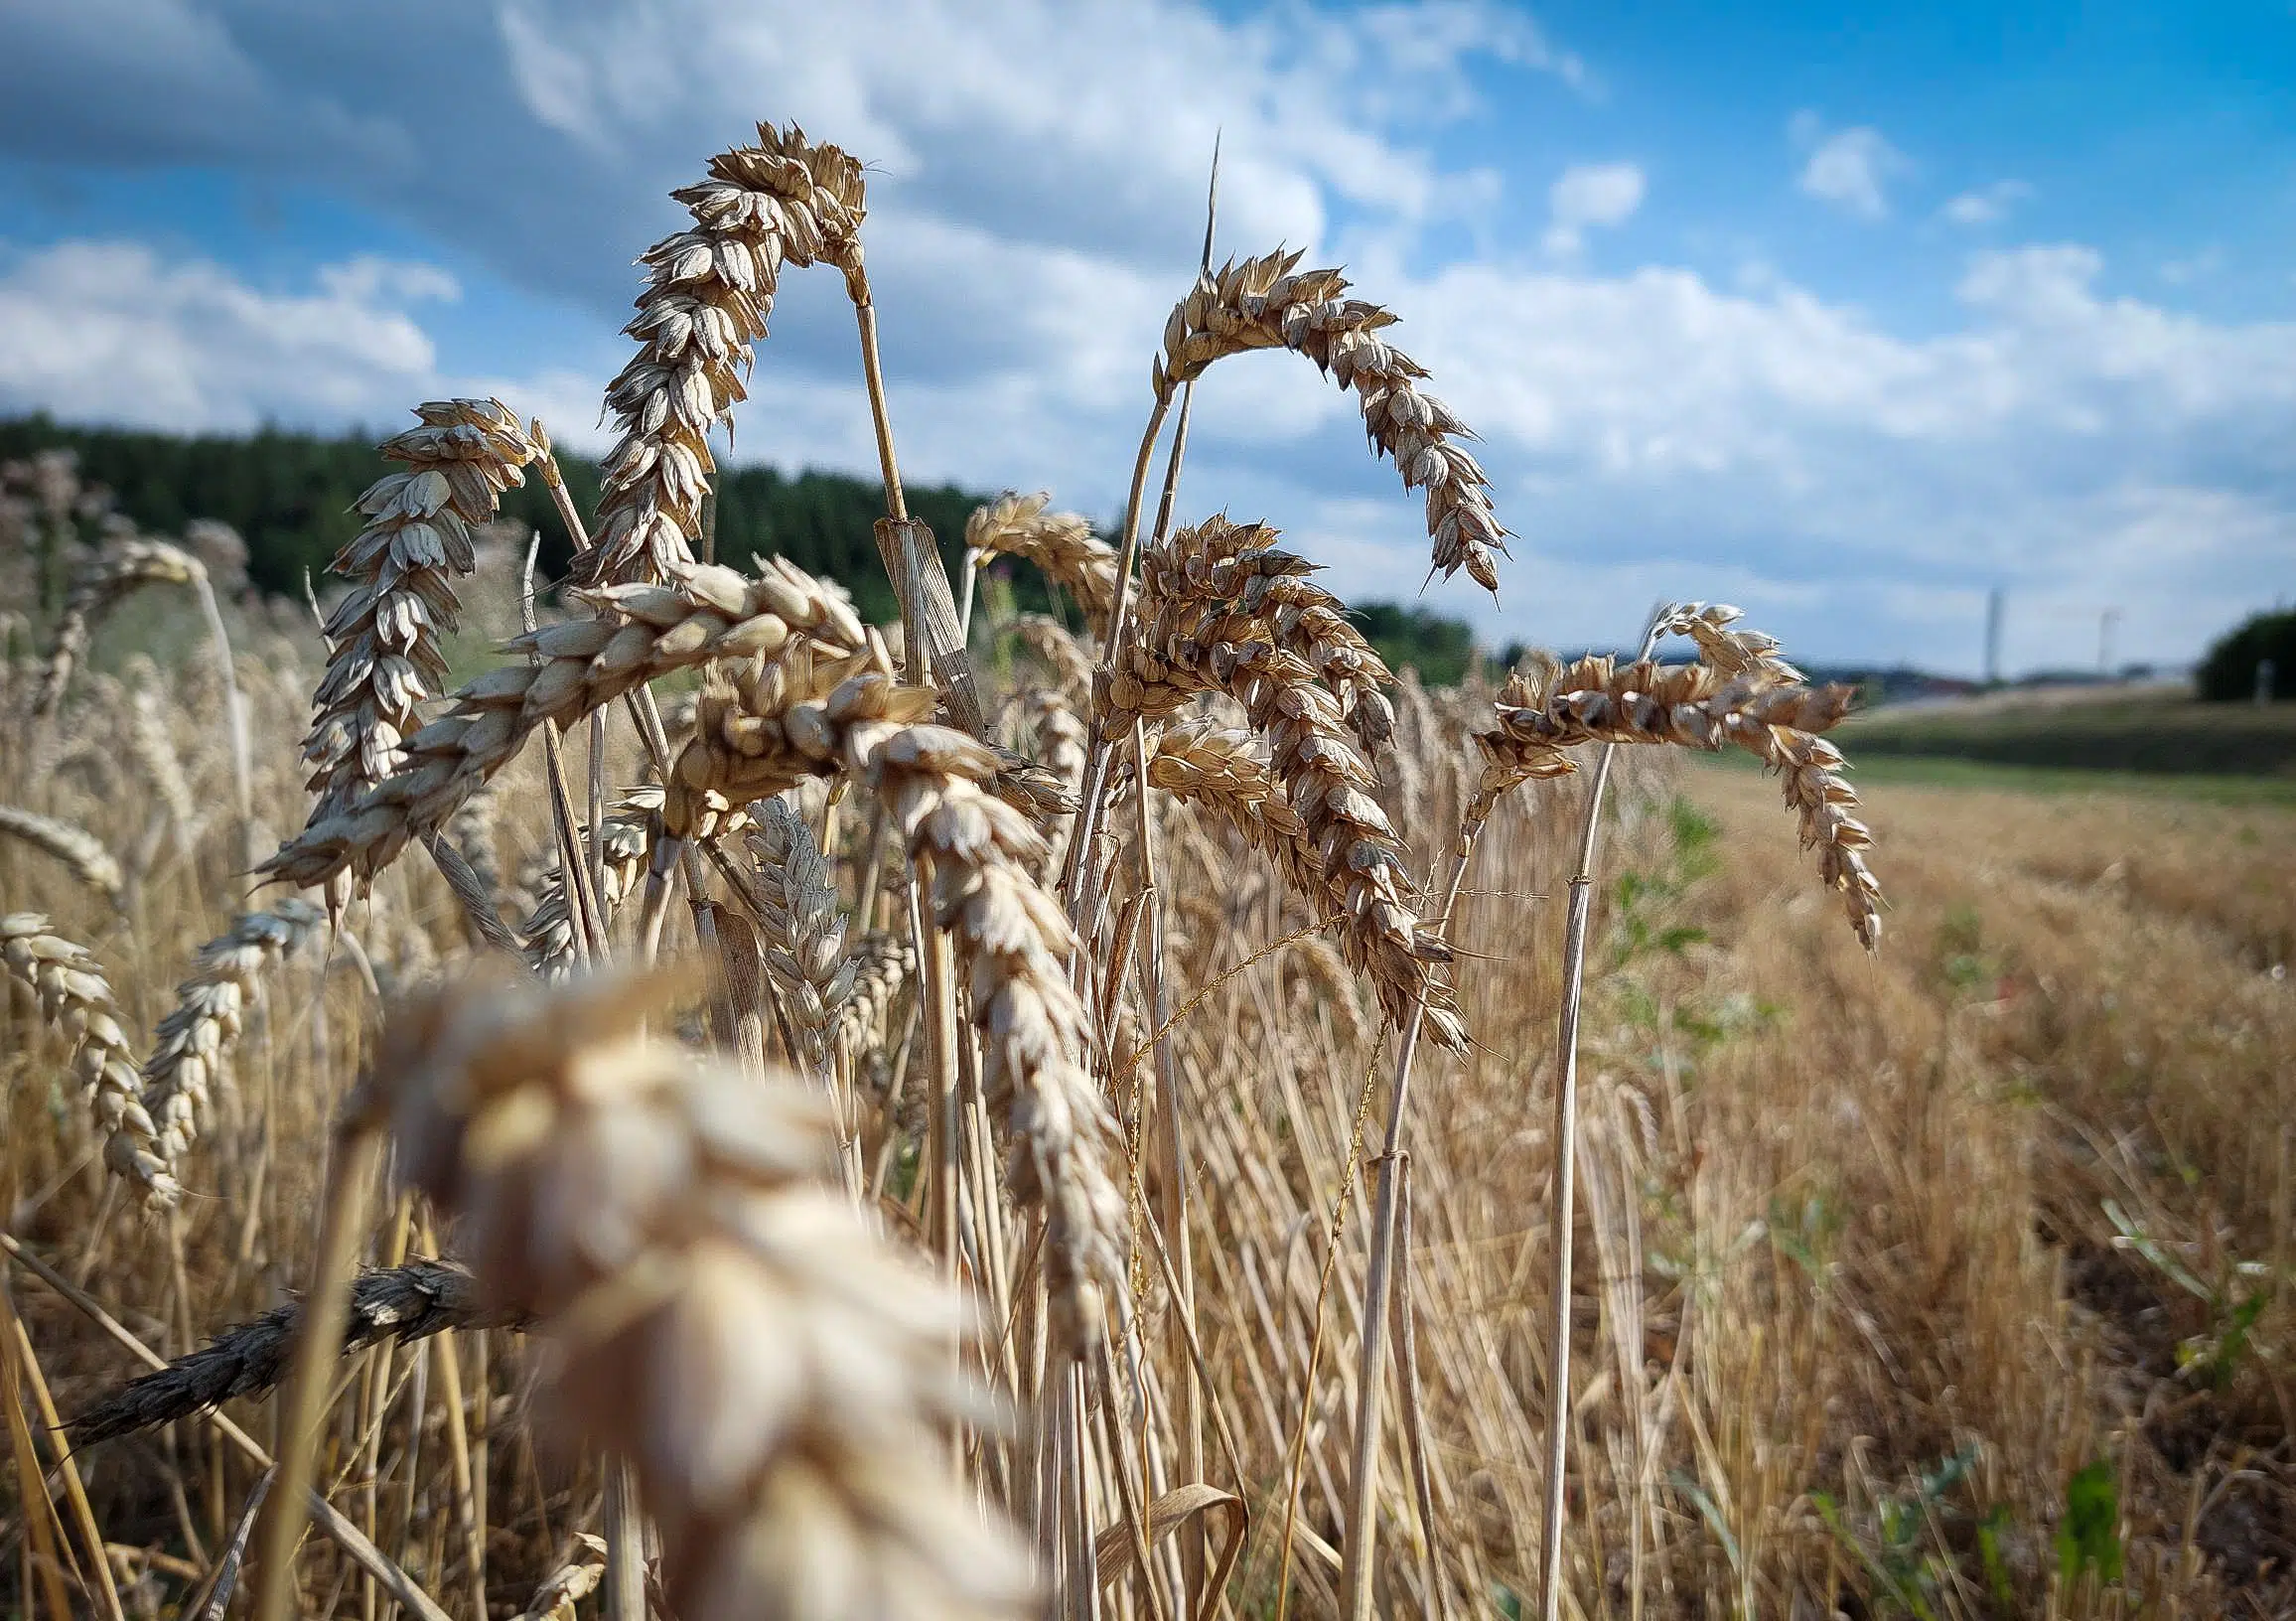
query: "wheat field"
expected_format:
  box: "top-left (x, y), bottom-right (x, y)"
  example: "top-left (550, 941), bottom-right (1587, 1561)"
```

top-left (3, 120), bottom-right (2291, 1621)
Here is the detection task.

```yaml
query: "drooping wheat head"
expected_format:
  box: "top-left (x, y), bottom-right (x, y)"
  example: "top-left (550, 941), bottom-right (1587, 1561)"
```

top-left (33, 538), bottom-right (206, 720)
top-left (0, 804), bottom-right (125, 905)
top-left (261, 559), bottom-right (868, 892)
top-left (1477, 654), bottom-right (1882, 945)
top-left (301, 399), bottom-right (539, 824)
top-left (1155, 253), bottom-right (1505, 593)
top-left (666, 656), bottom-right (1127, 1353)
top-left (586, 125), bottom-right (868, 586)
top-left (136, 898), bottom-right (328, 1171)
top-left (1109, 517), bottom-right (1461, 1045)
top-left (966, 493), bottom-right (1116, 632)
top-left (1, 912), bottom-right (176, 1200)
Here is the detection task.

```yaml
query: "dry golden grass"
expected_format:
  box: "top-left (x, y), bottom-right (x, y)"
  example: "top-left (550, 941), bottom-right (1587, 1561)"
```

top-left (4, 113), bottom-right (2289, 1621)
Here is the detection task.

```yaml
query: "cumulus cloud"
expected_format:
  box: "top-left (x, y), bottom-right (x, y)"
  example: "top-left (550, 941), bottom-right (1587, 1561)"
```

top-left (1792, 113), bottom-right (1911, 221)
top-left (1941, 179), bottom-right (2031, 226)
top-left (0, 239), bottom-right (617, 449)
top-left (1542, 162), bottom-right (1645, 257)
top-left (0, 241), bottom-right (448, 430)
top-left (3, 4), bottom-right (2294, 671)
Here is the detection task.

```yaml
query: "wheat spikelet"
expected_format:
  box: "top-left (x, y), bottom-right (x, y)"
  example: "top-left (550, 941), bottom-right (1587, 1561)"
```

top-left (0, 805), bottom-right (124, 904)
top-left (667, 660), bottom-right (1127, 1352)
top-left (1654, 601), bottom-right (1804, 684)
top-left (586, 125), bottom-right (868, 586)
top-left (518, 786), bottom-right (664, 979)
top-left (1145, 720), bottom-right (1322, 903)
top-left (33, 538), bottom-right (206, 719)
top-left (1110, 519), bottom-right (1458, 1045)
top-left (1, 913), bottom-right (175, 1200)
top-left (136, 899), bottom-right (328, 1168)
top-left (966, 493), bottom-right (1116, 631)
top-left (1155, 254), bottom-right (1505, 593)
top-left (302, 400), bottom-right (539, 822)
top-left (834, 930), bottom-right (913, 1059)
top-left (128, 683), bottom-right (202, 841)
top-left (359, 966), bottom-right (1036, 1621)
top-left (745, 798), bottom-right (854, 1066)
top-left (1009, 614), bottom-right (1096, 698)
top-left (68, 1259), bottom-right (509, 1443)
top-left (260, 558), bottom-right (869, 892)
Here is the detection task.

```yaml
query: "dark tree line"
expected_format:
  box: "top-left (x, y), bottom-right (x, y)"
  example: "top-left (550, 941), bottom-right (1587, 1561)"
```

top-left (2200, 608), bottom-right (2296, 702)
top-left (0, 414), bottom-right (1488, 679)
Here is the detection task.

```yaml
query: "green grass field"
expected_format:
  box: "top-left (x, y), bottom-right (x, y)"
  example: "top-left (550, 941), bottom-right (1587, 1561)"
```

top-left (1841, 684), bottom-right (2296, 781)
top-left (1699, 747), bottom-right (2296, 807)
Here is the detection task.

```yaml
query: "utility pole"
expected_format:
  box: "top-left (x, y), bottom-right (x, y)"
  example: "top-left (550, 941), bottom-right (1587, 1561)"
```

top-left (2098, 607), bottom-right (2120, 677)
top-left (1984, 586), bottom-right (2005, 684)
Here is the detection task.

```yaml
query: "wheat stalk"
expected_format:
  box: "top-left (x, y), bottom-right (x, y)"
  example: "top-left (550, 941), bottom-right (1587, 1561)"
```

top-left (518, 787), bottom-right (664, 980)
top-left (666, 659), bottom-right (1127, 1354)
top-left (586, 125), bottom-right (868, 586)
top-left (302, 400), bottom-right (539, 823)
top-left (744, 797), bottom-right (854, 1069)
top-left (136, 899), bottom-right (328, 1170)
top-left (0, 805), bottom-right (124, 905)
top-left (1, 913), bottom-right (175, 1200)
top-left (356, 965), bottom-right (1037, 1620)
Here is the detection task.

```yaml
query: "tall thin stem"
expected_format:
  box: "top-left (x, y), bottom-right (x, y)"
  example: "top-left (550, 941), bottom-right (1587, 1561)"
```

top-left (1338, 830), bottom-right (1480, 1619)
top-left (1538, 610), bottom-right (1666, 1620)
top-left (249, 1124), bottom-right (383, 1621)
top-left (1539, 744), bottom-right (1620, 1621)
top-left (187, 571), bottom-right (255, 870)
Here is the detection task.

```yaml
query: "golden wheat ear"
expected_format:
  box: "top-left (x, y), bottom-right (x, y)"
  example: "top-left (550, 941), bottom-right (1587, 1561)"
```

top-left (365, 965), bottom-right (1037, 1621)
top-left (1154, 253), bottom-right (1507, 593)
top-left (2, 912), bottom-right (176, 1202)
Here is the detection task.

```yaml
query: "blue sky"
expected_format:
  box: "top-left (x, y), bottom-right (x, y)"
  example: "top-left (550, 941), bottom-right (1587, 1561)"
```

top-left (1, 0), bottom-right (2292, 674)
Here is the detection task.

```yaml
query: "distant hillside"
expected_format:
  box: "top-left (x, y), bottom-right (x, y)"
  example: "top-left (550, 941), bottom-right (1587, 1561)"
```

top-left (1847, 683), bottom-right (2296, 778)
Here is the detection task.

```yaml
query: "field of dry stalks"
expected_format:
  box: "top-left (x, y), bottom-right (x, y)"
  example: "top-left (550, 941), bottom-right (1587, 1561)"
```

top-left (4, 118), bottom-right (2292, 1621)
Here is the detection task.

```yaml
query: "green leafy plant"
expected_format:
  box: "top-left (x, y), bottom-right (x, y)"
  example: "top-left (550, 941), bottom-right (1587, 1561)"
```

top-left (1811, 1445), bottom-right (1981, 1619)
top-left (2056, 1460), bottom-right (2122, 1590)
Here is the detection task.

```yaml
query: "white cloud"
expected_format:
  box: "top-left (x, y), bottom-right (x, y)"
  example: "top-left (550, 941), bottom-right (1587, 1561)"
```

top-left (5, 5), bottom-right (2295, 671)
top-left (1793, 115), bottom-right (1911, 221)
top-left (0, 241), bottom-right (449, 430)
top-left (1941, 179), bottom-right (2031, 226)
top-left (1542, 162), bottom-right (1646, 257)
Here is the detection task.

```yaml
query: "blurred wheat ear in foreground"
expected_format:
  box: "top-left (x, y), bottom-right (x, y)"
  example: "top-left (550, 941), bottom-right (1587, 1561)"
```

top-left (11, 110), bottom-right (2294, 1621)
